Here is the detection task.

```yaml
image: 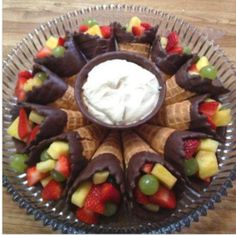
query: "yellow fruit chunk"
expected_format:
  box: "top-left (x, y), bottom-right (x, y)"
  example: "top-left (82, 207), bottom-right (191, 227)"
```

top-left (198, 138), bottom-right (219, 153)
top-left (85, 25), bottom-right (102, 37)
top-left (23, 78), bottom-right (43, 92)
top-left (45, 36), bottom-right (58, 50)
top-left (40, 176), bottom-right (53, 187)
top-left (29, 111), bottom-right (45, 124)
top-left (71, 181), bottom-right (92, 208)
top-left (160, 37), bottom-right (168, 49)
top-left (93, 171), bottom-right (109, 184)
top-left (127, 16), bottom-right (141, 32)
top-left (7, 117), bottom-right (20, 140)
top-left (36, 159), bottom-right (56, 173)
top-left (196, 56), bottom-right (209, 71)
top-left (195, 150), bottom-right (219, 179)
top-left (212, 109), bottom-right (231, 127)
top-left (47, 141), bottom-right (69, 160)
top-left (151, 164), bottom-right (177, 189)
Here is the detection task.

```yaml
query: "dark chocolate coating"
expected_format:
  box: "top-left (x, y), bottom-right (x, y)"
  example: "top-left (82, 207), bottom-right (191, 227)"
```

top-left (113, 22), bottom-right (157, 44)
top-left (73, 25), bottom-right (116, 60)
top-left (150, 36), bottom-right (193, 75)
top-left (67, 154), bottom-right (125, 204)
top-left (25, 64), bottom-right (68, 104)
top-left (34, 33), bottom-right (86, 78)
top-left (26, 132), bottom-right (87, 197)
top-left (175, 55), bottom-right (229, 96)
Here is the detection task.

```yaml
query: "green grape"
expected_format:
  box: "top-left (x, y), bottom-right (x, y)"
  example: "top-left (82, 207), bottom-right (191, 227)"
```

top-left (138, 174), bottom-right (159, 196)
top-left (50, 170), bottom-right (66, 182)
top-left (104, 202), bottom-right (117, 216)
top-left (40, 149), bottom-right (51, 161)
top-left (183, 46), bottom-right (191, 55)
top-left (83, 19), bottom-right (98, 27)
top-left (35, 72), bottom-right (47, 82)
top-left (52, 46), bottom-right (65, 58)
top-left (10, 154), bottom-right (28, 173)
top-left (144, 203), bottom-right (160, 212)
top-left (200, 65), bottom-right (217, 80)
top-left (184, 159), bottom-right (199, 176)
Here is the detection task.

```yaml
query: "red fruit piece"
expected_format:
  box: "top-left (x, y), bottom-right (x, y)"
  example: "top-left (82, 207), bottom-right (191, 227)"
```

top-left (199, 101), bottom-right (219, 117)
top-left (184, 139), bottom-right (200, 159)
top-left (207, 116), bottom-right (216, 129)
top-left (15, 77), bottom-right (27, 101)
top-left (27, 125), bottom-right (40, 144)
top-left (41, 180), bottom-right (62, 201)
top-left (166, 32), bottom-right (179, 52)
top-left (100, 26), bottom-right (111, 39)
top-left (55, 155), bottom-right (70, 177)
top-left (18, 108), bottom-right (31, 140)
top-left (79, 25), bottom-right (89, 32)
top-left (76, 208), bottom-right (98, 224)
top-left (18, 70), bottom-right (32, 79)
top-left (36, 47), bottom-right (52, 59)
top-left (57, 37), bottom-right (65, 46)
top-left (84, 185), bottom-right (104, 214)
top-left (100, 183), bottom-right (121, 204)
top-left (149, 185), bottom-right (176, 209)
top-left (27, 166), bottom-right (48, 186)
top-left (132, 26), bottom-right (145, 36)
top-left (188, 64), bottom-right (198, 73)
top-left (142, 163), bottom-right (154, 174)
top-left (141, 22), bottom-right (152, 30)
top-left (168, 46), bottom-right (183, 54)
top-left (134, 187), bottom-right (149, 205)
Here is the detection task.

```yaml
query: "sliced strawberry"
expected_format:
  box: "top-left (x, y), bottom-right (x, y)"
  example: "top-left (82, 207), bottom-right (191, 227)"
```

top-left (203, 177), bottom-right (211, 184)
top-left (132, 26), bottom-right (145, 36)
top-left (100, 26), bottom-right (111, 39)
top-left (18, 70), bottom-right (32, 79)
top-left (184, 139), bottom-right (200, 159)
top-left (207, 116), bottom-right (216, 129)
top-left (100, 183), bottom-right (121, 204)
top-left (27, 125), bottom-right (40, 144)
top-left (149, 185), bottom-right (176, 209)
top-left (57, 37), bottom-right (65, 46)
top-left (54, 155), bottom-right (70, 177)
top-left (84, 185), bottom-right (104, 214)
top-left (168, 46), bottom-right (183, 54)
top-left (36, 47), bottom-right (52, 59)
top-left (142, 163), bottom-right (154, 174)
top-left (199, 101), bottom-right (219, 117)
top-left (134, 187), bottom-right (149, 205)
top-left (166, 32), bottom-right (179, 52)
top-left (188, 64), bottom-right (198, 73)
top-left (141, 22), bottom-right (152, 30)
top-left (18, 108), bottom-right (31, 140)
top-left (79, 25), bottom-right (89, 32)
top-left (41, 180), bottom-right (62, 201)
top-left (15, 77), bottom-right (28, 101)
top-left (76, 207), bottom-right (98, 224)
top-left (27, 166), bottom-right (48, 186)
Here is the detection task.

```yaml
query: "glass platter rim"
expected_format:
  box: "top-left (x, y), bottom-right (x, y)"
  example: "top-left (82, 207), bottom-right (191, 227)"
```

top-left (3, 3), bottom-right (236, 234)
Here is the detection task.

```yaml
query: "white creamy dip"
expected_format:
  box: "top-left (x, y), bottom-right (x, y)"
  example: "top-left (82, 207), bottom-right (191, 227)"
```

top-left (82, 59), bottom-right (161, 125)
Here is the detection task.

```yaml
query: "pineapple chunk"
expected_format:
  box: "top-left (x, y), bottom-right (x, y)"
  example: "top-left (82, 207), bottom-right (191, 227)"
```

top-left (212, 109), bottom-right (231, 126)
top-left (36, 159), bottom-right (56, 173)
top-left (160, 37), bottom-right (168, 49)
top-left (23, 78), bottom-right (43, 92)
top-left (196, 56), bottom-right (209, 71)
top-left (7, 117), bottom-right (20, 140)
top-left (45, 36), bottom-right (58, 50)
top-left (40, 176), bottom-right (53, 187)
top-left (71, 181), bottom-right (92, 208)
top-left (198, 138), bottom-right (219, 153)
top-left (151, 164), bottom-right (177, 189)
top-left (85, 25), bottom-right (102, 37)
top-left (127, 16), bottom-right (141, 32)
top-left (195, 150), bottom-right (219, 179)
top-left (47, 141), bottom-right (69, 160)
top-left (93, 171), bottom-right (109, 185)
top-left (29, 111), bottom-right (45, 124)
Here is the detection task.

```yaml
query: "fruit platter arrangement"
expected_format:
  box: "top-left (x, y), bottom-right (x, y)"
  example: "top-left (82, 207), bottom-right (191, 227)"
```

top-left (3, 5), bottom-right (236, 233)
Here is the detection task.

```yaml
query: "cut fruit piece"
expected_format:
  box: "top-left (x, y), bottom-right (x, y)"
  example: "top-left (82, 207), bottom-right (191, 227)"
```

top-left (23, 77), bottom-right (43, 92)
top-left (52, 46), bottom-right (65, 58)
top-left (134, 187), bottom-right (149, 205)
top-left (132, 25), bottom-right (145, 36)
top-left (140, 22), bottom-right (152, 30)
top-left (18, 108), bottom-right (31, 140)
top-left (76, 208), bottom-right (98, 225)
top-left (104, 202), bottom-right (117, 216)
top-left (57, 37), bottom-right (65, 46)
top-left (166, 32), bottom-right (179, 52)
top-left (54, 155), bottom-right (70, 177)
top-left (151, 164), bottom-right (177, 189)
top-left (27, 166), bottom-right (48, 186)
top-left (45, 36), bottom-right (58, 50)
top-left (144, 203), bottom-right (160, 212)
top-left (36, 159), bottom-right (56, 173)
top-left (7, 117), bottom-right (20, 140)
top-left (50, 169), bottom-right (66, 182)
top-left (100, 183), bottom-right (121, 204)
top-left (212, 109), bottom-right (231, 126)
top-left (10, 153), bottom-right (28, 173)
top-left (184, 139), bottom-right (200, 159)
top-left (18, 70), bottom-right (32, 79)
top-left (138, 174), bottom-right (159, 196)
top-left (40, 176), bottom-right (53, 187)
top-left (29, 111), bottom-right (45, 124)
top-left (142, 163), bottom-right (154, 174)
top-left (47, 141), bottom-right (69, 160)
top-left (195, 150), bottom-right (219, 179)
top-left (199, 101), bottom-right (219, 117)
top-left (79, 25), bottom-right (89, 32)
top-left (198, 138), bottom-right (219, 153)
top-left (71, 181), bottom-right (92, 208)
top-left (93, 171), bottom-right (109, 185)
top-left (200, 65), bottom-right (217, 80)
top-left (126, 16), bottom-right (141, 32)
top-left (168, 46), bottom-right (183, 54)
top-left (40, 149), bottom-right (51, 161)
top-left (196, 56), bottom-right (209, 71)
top-left (85, 25), bottom-right (102, 37)
top-left (36, 47), bottom-right (52, 59)
top-left (100, 26), bottom-right (111, 39)
top-left (41, 180), bottom-right (62, 201)
top-left (15, 76), bottom-right (28, 101)
top-left (160, 37), bottom-right (168, 49)
top-left (184, 159), bottom-right (199, 176)
top-left (27, 125), bottom-right (40, 144)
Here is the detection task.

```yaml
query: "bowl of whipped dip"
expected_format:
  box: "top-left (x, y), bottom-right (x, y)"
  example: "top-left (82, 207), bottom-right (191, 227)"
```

top-left (75, 51), bottom-right (166, 128)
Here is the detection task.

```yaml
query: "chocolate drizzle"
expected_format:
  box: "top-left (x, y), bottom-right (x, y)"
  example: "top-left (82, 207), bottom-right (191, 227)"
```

top-left (34, 33), bottom-right (86, 78)
top-left (150, 36), bottom-right (193, 75)
top-left (175, 56), bottom-right (229, 96)
top-left (25, 64), bottom-right (68, 105)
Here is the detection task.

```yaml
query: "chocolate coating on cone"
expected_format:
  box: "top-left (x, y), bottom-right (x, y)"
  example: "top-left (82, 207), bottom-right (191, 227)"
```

top-left (150, 36), bottom-right (193, 76)
top-left (175, 56), bottom-right (229, 96)
top-left (34, 33), bottom-right (86, 78)
top-left (25, 64), bottom-right (68, 104)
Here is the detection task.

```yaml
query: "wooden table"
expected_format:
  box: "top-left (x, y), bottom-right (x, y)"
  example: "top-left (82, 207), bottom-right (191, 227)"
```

top-left (3, 0), bottom-right (236, 233)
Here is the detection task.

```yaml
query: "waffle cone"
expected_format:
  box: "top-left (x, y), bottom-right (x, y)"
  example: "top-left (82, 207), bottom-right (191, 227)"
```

top-left (122, 130), bottom-right (155, 168)
top-left (62, 109), bottom-right (90, 131)
top-left (52, 85), bottom-right (78, 110)
top-left (66, 75), bottom-right (77, 87)
top-left (135, 124), bottom-right (175, 155)
top-left (165, 75), bottom-right (195, 105)
top-left (118, 42), bottom-right (150, 58)
top-left (92, 131), bottom-right (123, 167)
top-left (74, 124), bottom-right (108, 160)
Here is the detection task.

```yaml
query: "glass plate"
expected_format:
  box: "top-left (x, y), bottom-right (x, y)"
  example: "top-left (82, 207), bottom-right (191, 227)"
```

top-left (3, 4), bottom-right (236, 234)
